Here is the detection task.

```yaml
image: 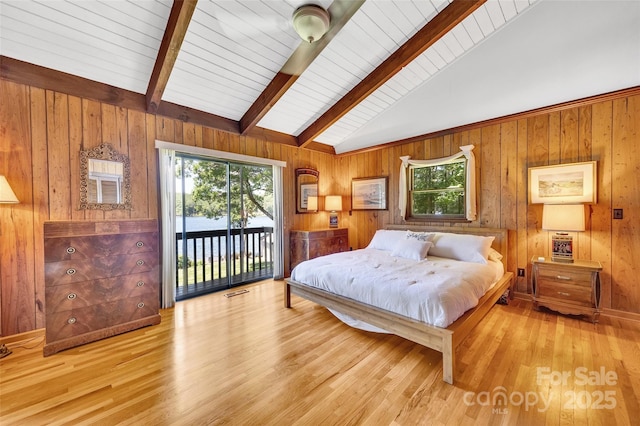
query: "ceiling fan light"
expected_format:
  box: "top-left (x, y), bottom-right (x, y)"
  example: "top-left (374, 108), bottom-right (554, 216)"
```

top-left (292, 4), bottom-right (330, 43)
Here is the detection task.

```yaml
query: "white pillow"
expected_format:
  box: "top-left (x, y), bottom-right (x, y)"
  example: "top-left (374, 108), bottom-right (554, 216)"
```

top-left (391, 239), bottom-right (432, 261)
top-left (366, 230), bottom-right (407, 251)
top-left (428, 232), bottom-right (495, 264)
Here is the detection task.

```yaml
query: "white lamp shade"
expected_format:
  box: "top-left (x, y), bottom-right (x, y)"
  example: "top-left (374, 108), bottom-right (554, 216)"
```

top-left (325, 195), bottom-right (342, 212)
top-left (307, 195), bottom-right (318, 212)
top-left (0, 176), bottom-right (19, 203)
top-left (542, 204), bottom-right (585, 231)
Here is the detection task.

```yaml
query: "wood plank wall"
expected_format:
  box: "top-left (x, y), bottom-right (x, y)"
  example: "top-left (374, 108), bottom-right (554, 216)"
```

top-left (1, 79), bottom-right (638, 336)
top-left (338, 95), bottom-right (640, 320)
top-left (0, 80), bottom-right (334, 336)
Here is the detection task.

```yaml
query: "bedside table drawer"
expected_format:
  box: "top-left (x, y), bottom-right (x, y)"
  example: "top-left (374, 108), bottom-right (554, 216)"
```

top-left (537, 280), bottom-right (592, 306)
top-left (536, 267), bottom-right (592, 287)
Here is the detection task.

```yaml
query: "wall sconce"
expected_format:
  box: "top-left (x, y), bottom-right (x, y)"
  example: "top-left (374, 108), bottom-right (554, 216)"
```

top-left (325, 195), bottom-right (342, 228)
top-left (307, 195), bottom-right (318, 213)
top-left (292, 4), bottom-right (330, 43)
top-left (542, 204), bottom-right (585, 263)
top-left (0, 176), bottom-right (19, 204)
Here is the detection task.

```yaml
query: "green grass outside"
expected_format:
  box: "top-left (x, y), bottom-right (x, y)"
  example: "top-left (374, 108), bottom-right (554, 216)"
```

top-left (177, 258), bottom-right (273, 286)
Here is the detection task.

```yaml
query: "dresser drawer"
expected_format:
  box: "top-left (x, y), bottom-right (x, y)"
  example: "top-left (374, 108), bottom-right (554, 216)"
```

top-left (45, 272), bottom-right (159, 313)
top-left (45, 251), bottom-right (159, 285)
top-left (536, 279), bottom-right (592, 306)
top-left (44, 232), bottom-right (158, 262)
top-left (111, 297), bottom-right (159, 324)
top-left (536, 266), bottom-right (592, 287)
top-left (45, 297), bottom-right (159, 342)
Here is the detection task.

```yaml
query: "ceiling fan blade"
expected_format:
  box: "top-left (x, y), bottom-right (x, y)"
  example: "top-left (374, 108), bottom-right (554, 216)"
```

top-left (215, 12), bottom-right (291, 40)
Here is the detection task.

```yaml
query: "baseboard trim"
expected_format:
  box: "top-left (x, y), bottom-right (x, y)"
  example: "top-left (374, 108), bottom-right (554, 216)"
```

top-left (512, 291), bottom-right (532, 301)
top-left (601, 308), bottom-right (640, 323)
top-left (0, 328), bottom-right (45, 346)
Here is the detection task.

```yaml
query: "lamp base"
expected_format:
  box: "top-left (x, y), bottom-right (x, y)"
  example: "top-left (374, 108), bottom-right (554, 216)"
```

top-left (329, 212), bottom-right (338, 228)
top-left (551, 233), bottom-right (574, 263)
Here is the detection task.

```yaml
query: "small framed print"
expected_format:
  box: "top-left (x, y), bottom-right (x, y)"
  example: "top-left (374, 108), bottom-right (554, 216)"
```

top-left (529, 161), bottom-right (597, 204)
top-left (551, 234), bottom-right (574, 263)
top-left (351, 176), bottom-right (388, 210)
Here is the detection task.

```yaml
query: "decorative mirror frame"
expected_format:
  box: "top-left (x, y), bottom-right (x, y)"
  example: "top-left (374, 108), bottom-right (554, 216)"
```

top-left (79, 143), bottom-right (132, 210)
top-left (295, 168), bottom-right (319, 214)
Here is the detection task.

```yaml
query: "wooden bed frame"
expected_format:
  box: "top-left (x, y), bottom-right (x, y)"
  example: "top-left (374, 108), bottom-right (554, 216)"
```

top-left (284, 225), bottom-right (514, 385)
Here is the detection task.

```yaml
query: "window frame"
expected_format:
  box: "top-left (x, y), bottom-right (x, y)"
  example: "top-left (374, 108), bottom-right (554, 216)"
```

top-left (407, 158), bottom-right (470, 222)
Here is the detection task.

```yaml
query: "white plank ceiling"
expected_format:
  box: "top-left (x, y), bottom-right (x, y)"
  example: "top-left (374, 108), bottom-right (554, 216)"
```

top-left (1, 0), bottom-right (638, 154)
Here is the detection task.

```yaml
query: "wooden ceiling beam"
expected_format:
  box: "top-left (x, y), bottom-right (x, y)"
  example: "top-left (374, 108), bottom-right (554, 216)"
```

top-left (239, 0), bottom-right (364, 136)
top-left (145, 0), bottom-right (198, 114)
top-left (297, 0), bottom-right (487, 148)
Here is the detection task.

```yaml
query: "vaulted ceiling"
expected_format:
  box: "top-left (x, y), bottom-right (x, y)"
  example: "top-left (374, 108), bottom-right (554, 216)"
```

top-left (1, 0), bottom-right (638, 154)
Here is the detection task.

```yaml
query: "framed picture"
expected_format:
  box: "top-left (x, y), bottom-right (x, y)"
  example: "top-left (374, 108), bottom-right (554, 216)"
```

top-left (529, 161), bottom-right (597, 204)
top-left (351, 176), bottom-right (388, 210)
top-left (552, 234), bottom-right (574, 262)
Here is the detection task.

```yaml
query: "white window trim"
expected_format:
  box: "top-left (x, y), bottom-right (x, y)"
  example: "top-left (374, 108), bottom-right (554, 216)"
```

top-left (399, 145), bottom-right (476, 221)
top-left (155, 141), bottom-right (286, 168)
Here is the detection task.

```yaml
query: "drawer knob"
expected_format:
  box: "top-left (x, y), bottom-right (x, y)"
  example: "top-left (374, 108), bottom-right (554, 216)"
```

top-left (558, 291), bottom-right (570, 296)
top-left (67, 317), bottom-right (77, 324)
top-left (136, 241), bottom-right (144, 247)
top-left (66, 268), bottom-right (76, 275)
top-left (136, 260), bottom-right (145, 266)
top-left (67, 293), bottom-right (77, 300)
top-left (137, 302), bottom-right (145, 308)
top-left (136, 281), bottom-right (145, 287)
top-left (66, 247), bottom-right (76, 254)
top-left (556, 275), bottom-right (572, 280)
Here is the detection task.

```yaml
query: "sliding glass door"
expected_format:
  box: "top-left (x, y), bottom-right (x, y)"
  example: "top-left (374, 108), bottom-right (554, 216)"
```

top-left (175, 155), bottom-right (274, 300)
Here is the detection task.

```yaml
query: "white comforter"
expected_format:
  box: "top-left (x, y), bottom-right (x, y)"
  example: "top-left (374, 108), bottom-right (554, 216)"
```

top-left (290, 248), bottom-right (504, 329)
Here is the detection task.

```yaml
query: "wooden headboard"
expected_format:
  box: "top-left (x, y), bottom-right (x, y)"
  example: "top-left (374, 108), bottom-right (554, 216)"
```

top-left (384, 224), bottom-right (508, 270)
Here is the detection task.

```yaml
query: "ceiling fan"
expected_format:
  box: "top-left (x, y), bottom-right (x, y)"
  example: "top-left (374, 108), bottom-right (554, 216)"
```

top-left (212, 2), bottom-right (331, 44)
top-left (211, 1), bottom-right (361, 76)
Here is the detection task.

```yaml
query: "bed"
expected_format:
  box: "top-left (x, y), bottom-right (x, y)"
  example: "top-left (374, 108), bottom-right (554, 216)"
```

top-left (284, 225), bottom-right (514, 385)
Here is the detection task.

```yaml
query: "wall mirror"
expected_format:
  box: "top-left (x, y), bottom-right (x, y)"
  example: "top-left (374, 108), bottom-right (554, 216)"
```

top-left (296, 168), bottom-right (319, 214)
top-left (80, 143), bottom-right (131, 210)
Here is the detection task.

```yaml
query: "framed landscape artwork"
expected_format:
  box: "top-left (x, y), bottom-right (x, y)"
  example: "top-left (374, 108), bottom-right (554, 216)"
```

top-left (529, 161), bottom-right (597, 204)
top-left (351, 176), bottom-right (388, 210)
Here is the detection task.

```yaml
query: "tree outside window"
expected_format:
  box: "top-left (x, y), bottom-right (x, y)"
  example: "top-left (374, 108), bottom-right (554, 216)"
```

top-left (409, 159), bottom-right (466, 219)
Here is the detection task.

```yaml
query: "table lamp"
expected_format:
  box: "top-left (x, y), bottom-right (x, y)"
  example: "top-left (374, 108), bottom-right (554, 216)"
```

top-left (542, 204), bottom-right (585, 262)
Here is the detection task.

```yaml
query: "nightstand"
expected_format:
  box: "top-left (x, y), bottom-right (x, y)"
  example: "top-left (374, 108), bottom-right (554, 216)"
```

top-left (290, 228), bottom-right (348, 271)
top-left (531, 257), bottom-right (602, 323)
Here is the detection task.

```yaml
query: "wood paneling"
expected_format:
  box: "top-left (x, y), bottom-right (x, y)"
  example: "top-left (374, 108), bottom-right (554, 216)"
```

top-left (0, 79), bottom-right (337, 336)
top-left (340, 94), bottom-right (640, 316)
top-left (611, 96), bottom-right (640, 313)
top-left (1, 78), bottom-right (639, 336)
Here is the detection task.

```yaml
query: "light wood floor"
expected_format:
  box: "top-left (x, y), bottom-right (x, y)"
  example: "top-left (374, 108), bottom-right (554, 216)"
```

top-left (1, 279), bottom-right (639, 425)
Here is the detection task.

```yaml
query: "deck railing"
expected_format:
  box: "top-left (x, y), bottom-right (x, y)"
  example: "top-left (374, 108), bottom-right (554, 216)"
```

top-left (175, 226), bottom-right (274, 299)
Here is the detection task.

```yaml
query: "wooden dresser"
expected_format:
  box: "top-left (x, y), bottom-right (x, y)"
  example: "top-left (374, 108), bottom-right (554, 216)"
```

top-left (531, 257), bottom-right (602, 323)
top-left (290, 228), bottom-right (348, 271)
top-left (44, 219), bottom-right (160, 356)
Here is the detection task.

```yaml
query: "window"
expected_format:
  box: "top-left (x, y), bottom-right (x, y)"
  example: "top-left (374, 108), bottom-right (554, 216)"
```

top-left (399, 145), bottom-right (476, 221)
top-left (409, 159), bottom-right (466, 219)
